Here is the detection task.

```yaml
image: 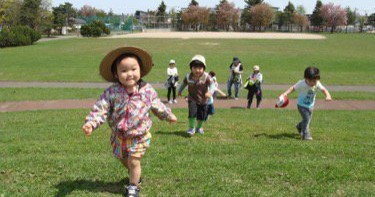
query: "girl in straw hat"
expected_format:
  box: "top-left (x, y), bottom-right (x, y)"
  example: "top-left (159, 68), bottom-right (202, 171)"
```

top-left (82, 47), bottom-right (177, 197)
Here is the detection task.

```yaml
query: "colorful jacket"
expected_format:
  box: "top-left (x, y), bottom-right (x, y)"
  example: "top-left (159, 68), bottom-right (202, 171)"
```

top-left (85, 81), bottom-right (172, 138)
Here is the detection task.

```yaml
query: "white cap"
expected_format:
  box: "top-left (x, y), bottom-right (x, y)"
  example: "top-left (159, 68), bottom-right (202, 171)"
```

top-left (253, 65), bottom-right (260, 71)
top-left (169, 59), bottom-right (176, 64)
top-left (190, 55), bottom-right (206, 67)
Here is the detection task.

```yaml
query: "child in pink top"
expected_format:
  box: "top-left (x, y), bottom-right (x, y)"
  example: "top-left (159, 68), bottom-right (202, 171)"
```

top-left (82, 47), bottom-right (177, 197)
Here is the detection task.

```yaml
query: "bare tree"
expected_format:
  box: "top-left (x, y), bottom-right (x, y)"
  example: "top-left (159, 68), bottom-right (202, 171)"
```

top-left (181, 5), bottom-right (209, 31)
top-left (216, 0), bottom-right (240, 31)
top-left (293, 13), bottom-right (309, 32)
top-left (249, 3), bottom-right (274, 31)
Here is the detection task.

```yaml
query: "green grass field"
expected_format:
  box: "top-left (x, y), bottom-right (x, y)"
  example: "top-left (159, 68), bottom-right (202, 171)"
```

top-left (0, 87), bottom-right (374, 102)
top-left (1, 109), bottom-right (374, 196)
top-left (1, 34), bottom-right (374, 85)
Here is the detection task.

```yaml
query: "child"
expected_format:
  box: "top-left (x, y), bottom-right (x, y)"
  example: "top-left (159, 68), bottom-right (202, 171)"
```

top-left (178, 55), bottom-right (215, 136)
top-left (205, 71), bottom-right (226, 120)
top-left (82, 47), bottom-right (177, 197)
top-left (245, 65), bottom-right (263, 109)
top-left (280, 66), bottom-right (332, 140)
top-left (166, 59), bottom-right (179, 104)
top-left (209, 71), bottom-right (227, 98)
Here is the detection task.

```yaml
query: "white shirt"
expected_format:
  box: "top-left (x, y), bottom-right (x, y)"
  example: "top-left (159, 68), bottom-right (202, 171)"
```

top-left (167, 67), bottom-right (178, 77)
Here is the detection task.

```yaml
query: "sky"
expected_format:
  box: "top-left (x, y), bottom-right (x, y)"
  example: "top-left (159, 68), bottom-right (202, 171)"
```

top-left (52, 0), bottom-right (374, 15)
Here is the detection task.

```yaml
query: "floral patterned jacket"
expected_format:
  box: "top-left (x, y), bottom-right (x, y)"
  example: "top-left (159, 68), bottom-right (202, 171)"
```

top-left (85, 81), bottom-right (172, 138)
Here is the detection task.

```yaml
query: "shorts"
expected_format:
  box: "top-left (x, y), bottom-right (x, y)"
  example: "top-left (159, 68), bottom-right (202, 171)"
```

top-left (188, 100), bottom-right (208, 121)
top-left (111, 132), bottom-right (151, 159)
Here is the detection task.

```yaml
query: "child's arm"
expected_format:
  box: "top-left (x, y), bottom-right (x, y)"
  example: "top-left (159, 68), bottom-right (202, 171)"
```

top-left (205, 80), bottom-right (215, 98)
top-left (280, 86), bottom-right (295, 97)
top-left (322, 88), bottom-right (332, 101)
top-left (150, 88), bottom-right (177, 123)
top-left (178, 77), bottom-right (187, 96)
top-left (216, 88), bottom-right (227, 97)
top-left (82, 90), bottom-right (111, 136)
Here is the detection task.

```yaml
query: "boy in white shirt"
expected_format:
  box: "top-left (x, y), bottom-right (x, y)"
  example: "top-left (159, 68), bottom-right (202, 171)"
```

top-left (280, 66), bottom-right (332, 140)
top-left (166, 59), bottom-right (179, 103)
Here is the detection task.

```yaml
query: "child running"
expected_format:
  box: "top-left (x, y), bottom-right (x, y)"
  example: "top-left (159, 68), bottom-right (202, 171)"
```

top-left (82, 47), bottom-right (177, 197)
top-left (280, 66), bottom-right (331, 140)
top-left (178, 55), bottom-right (215, 136)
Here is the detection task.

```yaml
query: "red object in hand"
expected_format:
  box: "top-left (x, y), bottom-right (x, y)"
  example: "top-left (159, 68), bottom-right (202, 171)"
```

top-left (275, 95), bottom-right (289, 108)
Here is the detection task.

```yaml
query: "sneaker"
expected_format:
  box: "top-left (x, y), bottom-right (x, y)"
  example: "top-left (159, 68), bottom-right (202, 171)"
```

top-left (187, 128), bottom-right (195, 136)
top-left (295, 124), bottom-right (302, 136)
top-left (302, 132), bottom-right (313, 140)
top-left (125, 184), bottom-right (139, 197)
top-left (173, 99), bottom-right (178, 103)
top-left (168, 100), bottom-right (173, 104)
top-left (234, 97), bottom-right (239, 100)
top-left (196, 128), bottom-right (204, 134)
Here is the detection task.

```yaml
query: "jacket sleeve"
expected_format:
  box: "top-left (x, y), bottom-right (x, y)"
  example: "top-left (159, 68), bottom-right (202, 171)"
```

top-left (84, 88), bottom-right (111, 130)
top-left (178, 76), bottom-right (188, 93)
top-left (150, 87), bottom-right (173, 120)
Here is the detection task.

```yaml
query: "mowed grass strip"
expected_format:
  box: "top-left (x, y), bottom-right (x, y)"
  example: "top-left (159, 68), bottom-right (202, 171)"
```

top-left (0, 34), bottom-right (374, 84)
top-left (0, 87), bottom-right (374, 102)
top-left (0, 109), bottom-right (374, 196)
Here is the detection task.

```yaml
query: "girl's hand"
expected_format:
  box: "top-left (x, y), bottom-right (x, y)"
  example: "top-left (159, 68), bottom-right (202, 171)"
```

top-left (168, 114), bottom-right (178, 123)
top-left (82, 123), bottom-right (93, 136)
top-left (205, 92), bottom-right (212, 98)
top-left (325, 95), bottom-right (332, 101)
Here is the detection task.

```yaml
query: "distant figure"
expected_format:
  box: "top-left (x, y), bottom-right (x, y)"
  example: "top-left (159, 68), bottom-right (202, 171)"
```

top-left (166, 59), bottom-right (179, 104)
top-left (245, 65), bottom-right (263, 109)
top-left (227, 57), bottom-right (243, 100)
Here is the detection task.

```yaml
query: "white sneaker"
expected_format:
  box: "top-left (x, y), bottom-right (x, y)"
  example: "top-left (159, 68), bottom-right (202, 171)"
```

top-left (168, 100), bottom-right (173, 104)
top-left (187, 128), bottom-right (195, 136)
top-left (234, 97), bottom-right (239, 100)
top-left (173, 99), bottom-right (177, 103)
top-left (196, 128), bottom-right (204, 134)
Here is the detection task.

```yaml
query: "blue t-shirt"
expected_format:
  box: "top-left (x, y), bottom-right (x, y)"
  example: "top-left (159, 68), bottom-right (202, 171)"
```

top-left (294, 80), bottom-right (326, 109)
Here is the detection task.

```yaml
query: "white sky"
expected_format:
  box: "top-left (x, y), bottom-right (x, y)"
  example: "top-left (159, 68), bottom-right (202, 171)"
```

top-left (52, 0), bottom-right (374, 15)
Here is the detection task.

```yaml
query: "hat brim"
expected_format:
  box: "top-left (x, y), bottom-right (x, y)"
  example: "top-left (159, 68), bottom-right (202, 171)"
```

top-left (100, 47), bottom-right (153, 82)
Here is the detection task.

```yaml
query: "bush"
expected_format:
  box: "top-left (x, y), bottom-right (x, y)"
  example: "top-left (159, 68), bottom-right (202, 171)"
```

top-left (0, 26), bottom-right (40, 48)
top-left (80, 20), bottom-right (111, 37)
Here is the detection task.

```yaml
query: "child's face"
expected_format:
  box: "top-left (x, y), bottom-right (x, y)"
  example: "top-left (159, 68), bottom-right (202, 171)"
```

top-left (169, 63), bottom-right (175, 68)
top-left (115, 57), bottom-right (141, 88)
top-left (191, 66), bottom-right (204, 78)
top-left (305, 79), bottom-right (318, 87)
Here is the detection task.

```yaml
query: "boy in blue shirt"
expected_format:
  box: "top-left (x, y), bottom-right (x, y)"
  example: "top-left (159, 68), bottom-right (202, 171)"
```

top-left (280, 67), bottom-right (332, 140)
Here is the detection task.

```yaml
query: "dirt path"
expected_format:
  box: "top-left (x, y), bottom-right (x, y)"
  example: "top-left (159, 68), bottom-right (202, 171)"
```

top-left (1, 82), bottom-right (374, 92)
top-left (1, 98), bottom-right (374, 112)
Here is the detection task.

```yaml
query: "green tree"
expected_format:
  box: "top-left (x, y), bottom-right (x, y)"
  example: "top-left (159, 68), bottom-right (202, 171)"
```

top-left (0, 0), bottom-right (22, 28)
top-left (20, 0), bottom-right (42, 30)
top-left (296, 5), bottom-right (306, 15)
top-left (241, 0), bottom-right (264, 30)
top-left (52, 2), bottom-right (76, 34)
top-left (283, 1), bottom-right (295, 32)
top-left (310, 0), bottom-right (323, 31)
top-left (368, 13), bottom-right (375, 27)
top-left (189, 0), bottom-right (199, 6)
top-left (346, 7), bottom-right (356, 33)
top-left (156, 1), bottom-right (167, 24)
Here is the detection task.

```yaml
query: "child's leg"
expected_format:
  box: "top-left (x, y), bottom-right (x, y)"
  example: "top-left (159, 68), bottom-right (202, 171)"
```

top-left (247, 89), bottom-right (255, 108)
top-left (234, 82), bottom-right (240, 98)
top-left (227, 80), bottom-right (232, 97)
top-left (172, 87), bottom-right (176, 100)
top-left (297, 106), bottom-right (313, 139)
top-left (196, 104), bottom-right (208, 130)
top-left (128, 157), bottom-right (142, 186)
top-left (167, 87), bottom-right (172, 101)
top-left (256, 88), bottom-right (262, 108)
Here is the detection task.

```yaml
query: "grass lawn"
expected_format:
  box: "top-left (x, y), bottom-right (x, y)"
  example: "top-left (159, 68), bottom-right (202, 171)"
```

top-left (1, 109), bottom-right (374, 196)
top-left (0, 34), bottom-right (374, 85)
top-left (0, 87), bottom-right (374, 102)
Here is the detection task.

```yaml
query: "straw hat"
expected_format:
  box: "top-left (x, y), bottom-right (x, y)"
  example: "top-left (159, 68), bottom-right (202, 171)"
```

top-left (253, 65), bottom-right (260, 71)
top-left (100, 47), bottom-right (153, 82)
top-left (169, 59), bottom-right (176, 64)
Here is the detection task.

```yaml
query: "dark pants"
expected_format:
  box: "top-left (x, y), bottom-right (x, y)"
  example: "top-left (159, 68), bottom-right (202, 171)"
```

top-left (227, 80), bottom-right (240, 98)
top-left (188, 101), bottom-right (208, 121)
top-left (204, 104), bottom-right (215, 120)
top-left (167, 86), bottom-right (176, 101)
top-left (247, 86), bottom-right (262, 108)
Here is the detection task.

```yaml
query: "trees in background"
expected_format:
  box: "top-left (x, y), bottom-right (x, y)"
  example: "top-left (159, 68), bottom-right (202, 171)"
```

top-left (216, 0), bottom-right (240, 31)
top-left (346, 7), bottom-right (356, 33)
top-left (240, 0), bottom-right (263, 30)
top-left (310, 0), bottom-right (323, 32)
top-left (320, 3), bottom-right (347, 33)
top-left (283, 1), bottom-right (295, 32)
top-left (52, 2), bottom-right (76, 35)
top-left (249, 3), bottom-right (274, 31)
top-left (156, 1), bottom-right (167, 24)
top-left (19, 0), bottom-right (42, 30)
top-left (181, 4), bottom-right (210, 31)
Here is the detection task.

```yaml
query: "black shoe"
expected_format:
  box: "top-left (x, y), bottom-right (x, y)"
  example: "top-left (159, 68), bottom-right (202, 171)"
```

top-left (125, 184), bottom-right (140, 197)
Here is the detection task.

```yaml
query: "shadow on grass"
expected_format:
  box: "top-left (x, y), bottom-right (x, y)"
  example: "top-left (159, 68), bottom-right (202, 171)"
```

top-left (253, 133), bottom-right (299, 139)
top-left (55, 178), bottom-right (127, 197)
top-left (155, 130), bottom-right (191, 138)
